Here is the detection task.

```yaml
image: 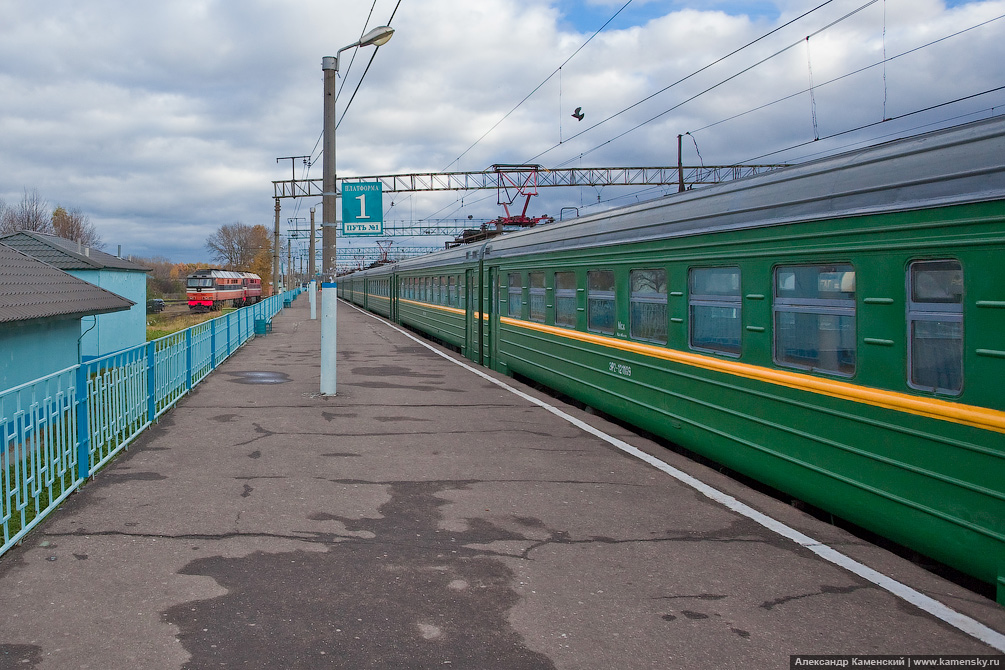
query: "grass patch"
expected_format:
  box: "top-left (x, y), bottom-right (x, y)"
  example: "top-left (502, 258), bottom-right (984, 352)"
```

top-left (146, 308), bottom-right (236, 341)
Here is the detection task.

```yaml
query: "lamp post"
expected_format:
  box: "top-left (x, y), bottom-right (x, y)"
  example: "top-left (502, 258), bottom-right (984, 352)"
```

top-left (320, 25), bottom-right (394, 396)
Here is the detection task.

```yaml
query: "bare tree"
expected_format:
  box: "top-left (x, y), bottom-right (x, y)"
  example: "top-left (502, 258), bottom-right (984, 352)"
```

top-left (52, 205), bottom-right (103, 248)
top-left (0, 188), bottom-right (53, 234)
top-left (206, 222), bottom-right (272, 270)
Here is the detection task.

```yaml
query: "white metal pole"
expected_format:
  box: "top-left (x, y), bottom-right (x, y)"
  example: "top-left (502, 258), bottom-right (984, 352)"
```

top-left (309, 280), bottom-right (317, 319)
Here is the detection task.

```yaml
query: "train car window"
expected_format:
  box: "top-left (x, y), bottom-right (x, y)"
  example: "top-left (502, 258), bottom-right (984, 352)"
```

top-left (908, 260), bottom-right (963, 394)
top-left (508, 273), bottom-right (523, 317)
top-left (529, 272), bottom-right (546, 322)
top-left (631, 269), bottom-right (668, 344)
top-left (588, 270), bottom-right (616, 335)
top-left (689, 267), bottom-right (740, 355)
top-left (555, 272), bottom-right (577, 328)
top-left (448, 276), bottom-right (457, 307)
top-left (773, 264), bottom-right (856, 376)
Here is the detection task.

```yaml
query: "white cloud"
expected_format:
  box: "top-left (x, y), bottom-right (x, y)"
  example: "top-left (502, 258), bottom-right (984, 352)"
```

top-left (1, 0), bottom-right (1002, 262)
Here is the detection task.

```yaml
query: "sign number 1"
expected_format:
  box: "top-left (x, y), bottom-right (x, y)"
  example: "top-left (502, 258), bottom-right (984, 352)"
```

top-left (342, 181), bottom-right (382, 235)
top-left (355, 194), bottom-right (370, 219)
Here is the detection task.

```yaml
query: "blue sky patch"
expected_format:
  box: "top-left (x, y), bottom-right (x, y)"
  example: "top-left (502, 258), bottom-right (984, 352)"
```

top-left (557, 0), bottom-right (974, 34)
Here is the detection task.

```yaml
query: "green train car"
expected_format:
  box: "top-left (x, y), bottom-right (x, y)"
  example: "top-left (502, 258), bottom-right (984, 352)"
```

top-left (338, 117), bottom-right (1005, 602)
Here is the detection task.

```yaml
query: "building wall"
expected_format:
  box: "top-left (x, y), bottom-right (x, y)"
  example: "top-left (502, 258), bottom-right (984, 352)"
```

top-left (71, 269), bottom-right (146, 360)
top-left (0, 318), bottom-right (81, 392)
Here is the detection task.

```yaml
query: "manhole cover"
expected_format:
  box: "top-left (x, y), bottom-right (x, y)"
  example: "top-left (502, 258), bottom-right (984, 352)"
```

top-left (225, 371), bottom-right (291, 385)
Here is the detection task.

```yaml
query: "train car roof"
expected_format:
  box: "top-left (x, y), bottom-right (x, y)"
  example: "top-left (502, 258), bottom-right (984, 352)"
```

top-left (342, 116), bottom-right (1005, 277)
top-left (189, 268), bottom-right (249, 279)
top-left (479, 116), bottom-right (1005, 260)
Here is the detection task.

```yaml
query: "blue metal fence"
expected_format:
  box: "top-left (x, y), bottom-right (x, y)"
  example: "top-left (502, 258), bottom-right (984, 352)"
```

top-left (0, 290), bottom-right (300, 556)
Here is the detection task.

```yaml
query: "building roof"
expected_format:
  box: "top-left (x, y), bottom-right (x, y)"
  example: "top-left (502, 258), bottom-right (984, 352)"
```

top-left (0, 243), bottom-right (135, 324)
top-left (0, 231), bottom-right (150, 272)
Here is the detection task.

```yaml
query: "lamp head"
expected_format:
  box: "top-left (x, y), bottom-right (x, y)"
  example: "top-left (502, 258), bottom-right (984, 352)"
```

top-left (324, 26), bottom-right (394, 72)
top-left (358, 26), bottom-right (394, 47)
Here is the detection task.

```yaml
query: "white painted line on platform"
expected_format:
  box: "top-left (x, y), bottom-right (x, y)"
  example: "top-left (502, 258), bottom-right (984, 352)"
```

top-left (348, 302), bottom-right (1005, 651)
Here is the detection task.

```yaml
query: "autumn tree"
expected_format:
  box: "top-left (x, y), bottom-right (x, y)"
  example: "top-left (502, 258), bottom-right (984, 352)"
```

top-left (134, 256), bottom-right (182, 297)
top-left (206, 222), bottom-right (272, 270)
top-left (52, 205), bottom-right (103, 248)
top-left (0, 188), bottom-right (53, 234)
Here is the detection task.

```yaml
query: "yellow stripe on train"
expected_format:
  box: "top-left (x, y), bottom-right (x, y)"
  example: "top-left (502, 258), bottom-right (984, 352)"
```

top-left (388, 298), bottom-right (1005, 433)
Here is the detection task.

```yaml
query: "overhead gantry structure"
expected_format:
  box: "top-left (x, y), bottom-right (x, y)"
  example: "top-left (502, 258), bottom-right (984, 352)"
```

top-left (270, 162), bottom-right (786, 275)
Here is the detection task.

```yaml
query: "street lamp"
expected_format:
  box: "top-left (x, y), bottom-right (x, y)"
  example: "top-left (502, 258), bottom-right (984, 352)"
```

top-left (320, 25), bottom-right (394, 396)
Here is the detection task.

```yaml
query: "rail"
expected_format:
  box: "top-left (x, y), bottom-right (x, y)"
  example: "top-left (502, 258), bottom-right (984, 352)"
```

top-left (0, 289), bottom-right (302, 557)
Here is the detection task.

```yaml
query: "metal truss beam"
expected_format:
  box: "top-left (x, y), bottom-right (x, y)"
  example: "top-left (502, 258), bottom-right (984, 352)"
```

top-left (284, 219), bottom-right (492, 239)
top-left (335, 246), bottom-right (442, 260)
top-left (288, 246), bottom-right (446, 261)
top-left (272, 165), bottom-right (784, 199)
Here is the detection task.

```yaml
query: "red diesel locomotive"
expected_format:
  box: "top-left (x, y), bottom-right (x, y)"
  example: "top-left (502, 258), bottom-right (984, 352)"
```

top-left (186, 269), bottom-right (263, 311)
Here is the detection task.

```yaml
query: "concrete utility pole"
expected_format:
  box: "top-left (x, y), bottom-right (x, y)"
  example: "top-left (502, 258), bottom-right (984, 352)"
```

top-left (320, 55), bottom-right (338, 395)
top-left (320, 25), bottom-right (395, 396)
top-left (309, 207), bottom-right (317, 278)
top-left (273, 198), bottom-right (281, 296)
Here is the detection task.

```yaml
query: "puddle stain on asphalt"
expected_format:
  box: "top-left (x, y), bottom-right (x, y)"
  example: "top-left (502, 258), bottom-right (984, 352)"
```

top-left (163, 479), bottom-right (557, 669)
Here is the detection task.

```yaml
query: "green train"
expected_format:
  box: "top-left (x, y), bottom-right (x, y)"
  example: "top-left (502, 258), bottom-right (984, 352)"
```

top-left (338, 116), bottom-right (1005, 603)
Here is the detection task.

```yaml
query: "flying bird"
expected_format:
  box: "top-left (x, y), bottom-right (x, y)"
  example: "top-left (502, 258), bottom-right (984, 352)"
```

top-left (571, 107), bottom-right (584, 121)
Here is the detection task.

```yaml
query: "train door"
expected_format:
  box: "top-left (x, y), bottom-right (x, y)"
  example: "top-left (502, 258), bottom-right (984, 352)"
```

top-left (391, 273), bottom-right (398, 322)
top-left (464, 269), bottom-right (475, 361)
top-left (484, 266), bottom-right (497, 370)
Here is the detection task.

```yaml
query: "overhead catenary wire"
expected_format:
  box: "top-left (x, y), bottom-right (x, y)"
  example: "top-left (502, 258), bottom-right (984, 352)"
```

top-left (428, 0), bottom-right (831, 221)
top-left (290, 0), bottom-right (393, 234)
top-left (780, 104), bottom-right (1004, 165)
top-left (441, 0), bottom-right (635, 173)
top-left (741, 85), bottom-right (1005, 163)
top-left (684, 14), bottom-right (1005, 138)
top-left (336, 0), bottom-right (381, 102)
top-left (337, 0), bottom-right (402, 129)
top-left (524, 0), bottom-right (845, 165)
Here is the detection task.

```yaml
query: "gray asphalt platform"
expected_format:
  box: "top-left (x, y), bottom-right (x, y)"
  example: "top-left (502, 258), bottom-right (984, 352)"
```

top-left (1, 294), bottom-right (1003, 669)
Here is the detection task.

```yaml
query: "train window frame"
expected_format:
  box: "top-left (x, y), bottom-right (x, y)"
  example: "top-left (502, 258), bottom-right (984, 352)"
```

top-left (508, 272), bottom-right (523, 318)
top-left (907, 259), bottom-right (964, 395)
top-left (689, 266), bottom-right (741, 356)
top-left (554, 271), bottom-right (577, 329)
top-left (528, 272), bottom-right (546, 323)
top-left (630, 268), bottom-right (668, 345)
top-left (587, 270), bottom-right (616, 335)
top-left (772, 263), bottom-right (857, 377)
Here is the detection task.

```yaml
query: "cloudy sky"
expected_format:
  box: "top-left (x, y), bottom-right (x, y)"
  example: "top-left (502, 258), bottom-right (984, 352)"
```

top-left (1, 0), bottom-right (1003, 265)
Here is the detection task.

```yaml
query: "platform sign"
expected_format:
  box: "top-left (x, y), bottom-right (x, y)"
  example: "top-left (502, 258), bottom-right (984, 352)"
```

top-left (341, 182), bottom-right (383, 236)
